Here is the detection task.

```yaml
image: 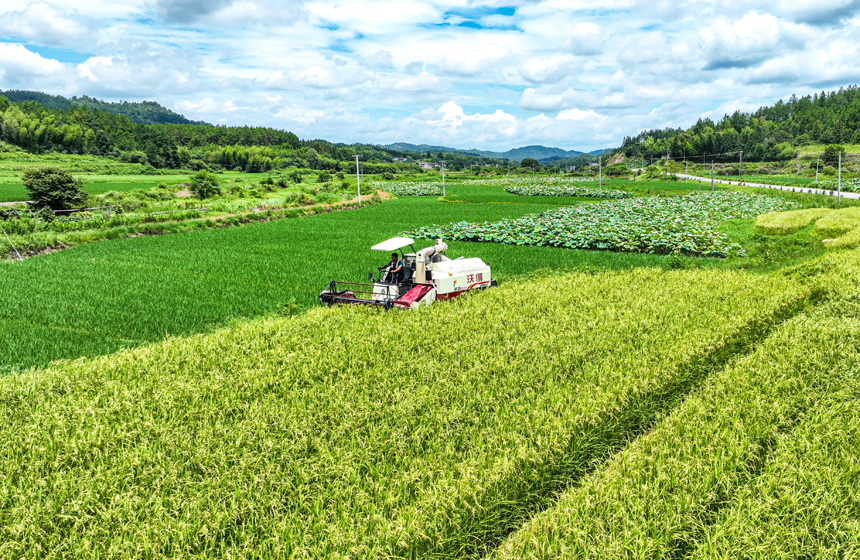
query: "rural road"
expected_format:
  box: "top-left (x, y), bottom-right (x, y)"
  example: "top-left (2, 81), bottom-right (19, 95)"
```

top-left (670, 173), bottom-right (860, 200)
top-left (0, 201), bottom-right (30, 207)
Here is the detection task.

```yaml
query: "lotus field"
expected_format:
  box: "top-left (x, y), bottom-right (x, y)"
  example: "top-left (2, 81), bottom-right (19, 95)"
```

top-left (459, 176), bottom-right (600, 187)
top-left (815, 177), bottom-right (860, 193)
top-left (376, 181), bottom-right (444, 196)
top-left (406, 192), bottom-right (798, 257)
top-left (504, 184), bottom-right (630, 198)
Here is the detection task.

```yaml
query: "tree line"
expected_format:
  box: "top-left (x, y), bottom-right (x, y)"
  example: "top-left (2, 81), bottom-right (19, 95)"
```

top-left (618, 85), bottom-right (860, 162)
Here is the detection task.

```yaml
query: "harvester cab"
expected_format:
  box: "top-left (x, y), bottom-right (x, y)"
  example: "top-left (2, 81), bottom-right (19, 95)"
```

top-left (318, 236), bottom-right (496, 310)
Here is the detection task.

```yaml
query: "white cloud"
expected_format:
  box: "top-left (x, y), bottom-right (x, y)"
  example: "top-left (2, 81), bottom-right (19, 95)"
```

top-left (438, 43), bottom-right (513, 77)
top-left (561, 22), bottom-right (605, 56)
top-left (698, 11), bottom-right (809, 70)
top-left (362, 49), bottom-right (393, 69)
top-left (74, 42), bottom-right (201, 97)
top-left (0, 2), bottom-right (93, 48)
top-left (519, 54), bottom-right (580, 84)
top-left (0, 0), bottom-right (858, 151)
top-left (0, 42), bottom-right (70, 88)
top-left (393, 71), bottom-right (446, 93)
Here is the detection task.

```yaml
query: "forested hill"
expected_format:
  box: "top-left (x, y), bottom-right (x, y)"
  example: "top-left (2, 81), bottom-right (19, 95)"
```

top-left (0, 92), bottom-right (500, 172)
top-left (618, 85), bottom-right (860, 163)
top-left (0, 90), bottom-right (205, 126)
top-left (383, 142), bottom-right (584, 162)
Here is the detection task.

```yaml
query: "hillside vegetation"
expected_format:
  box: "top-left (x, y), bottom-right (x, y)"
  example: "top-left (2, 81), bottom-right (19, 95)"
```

top-left (620, 85), bottom-right (860, 162)
top-left (0, 94), bottom-right (498, 172)
top-left (0, 90), bottom-right (205, 125)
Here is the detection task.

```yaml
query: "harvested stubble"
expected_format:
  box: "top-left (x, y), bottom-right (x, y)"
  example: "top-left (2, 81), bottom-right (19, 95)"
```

top-left (755, 207), bottom-right (832, 235)
top-left (755, 206), bottom-right (860, 250)
top-left (814, 206), bottom-right (860, 237)
top-left (814, 207), bottom-right (860, 250)
top-left (0, 267), bottom-right (807, 559)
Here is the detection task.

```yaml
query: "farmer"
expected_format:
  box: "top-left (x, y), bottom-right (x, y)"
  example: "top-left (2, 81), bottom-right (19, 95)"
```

top-left (378, 252), bottom-right (404, 283)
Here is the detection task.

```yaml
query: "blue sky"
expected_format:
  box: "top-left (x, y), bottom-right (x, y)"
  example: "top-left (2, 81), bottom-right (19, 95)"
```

top-left (1, 0), bottom-right (859, 151)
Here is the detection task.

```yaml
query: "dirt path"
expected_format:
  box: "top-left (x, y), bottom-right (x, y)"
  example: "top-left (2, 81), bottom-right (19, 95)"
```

top-left (0, 200), bottom-right (30, 207)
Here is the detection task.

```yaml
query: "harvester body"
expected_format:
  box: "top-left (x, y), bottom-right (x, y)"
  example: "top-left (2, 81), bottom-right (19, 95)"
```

top-left (318, 237), bottom-right (495, 309)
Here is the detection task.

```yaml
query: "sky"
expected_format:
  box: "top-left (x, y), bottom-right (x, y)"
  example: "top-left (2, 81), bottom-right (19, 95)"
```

top-left (0, 1), bottom-right (858, 151)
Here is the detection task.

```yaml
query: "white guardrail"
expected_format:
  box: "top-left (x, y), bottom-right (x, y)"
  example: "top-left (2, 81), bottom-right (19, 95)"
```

top-left (670, 173), bottom-right (860, 200)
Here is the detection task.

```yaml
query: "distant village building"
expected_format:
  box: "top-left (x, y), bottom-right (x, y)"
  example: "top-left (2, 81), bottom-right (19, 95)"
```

top-left (393, 157), bottom-right (408, 163)
top-left (419, 161), bottom-right (439, 170)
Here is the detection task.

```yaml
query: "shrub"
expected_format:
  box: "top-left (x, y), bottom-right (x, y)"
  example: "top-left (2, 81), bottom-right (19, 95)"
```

top-left (288, 170), bottom-right (303, 183)
top-left (823, 144), bottom-right (844, 166)
top-left (317, 171), bottom-right (331, 183)
top-left (382, 172), bottom-right (394, 180)
top-left (22, 167), bottom-right (87, 210)
top-left (189, 170), bottom-right (221, 199)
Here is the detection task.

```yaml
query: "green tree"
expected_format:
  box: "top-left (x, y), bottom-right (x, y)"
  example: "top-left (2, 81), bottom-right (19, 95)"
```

top-left (22, 167), bottom-right (87, 210)
top-left (823, 144), bottom-right (843, 166)
top-left (317, 171), bottom-right (331, 183)
top-left (520, 158), bottom-right (539, 169)
top-left (189, 170), bottom-right (221, 199)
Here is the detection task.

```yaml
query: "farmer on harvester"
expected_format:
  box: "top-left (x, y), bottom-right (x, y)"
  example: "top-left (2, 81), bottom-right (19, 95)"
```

top-left (378, 252), bottom-right (405, 283)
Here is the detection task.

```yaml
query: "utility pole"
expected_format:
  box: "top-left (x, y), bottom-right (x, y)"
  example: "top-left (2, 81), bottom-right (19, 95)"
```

top-left (815, 158), bottom-right (820, 183)
top-left (838, 151), bottom-right (842, 204)
top-left (685, 160), bottom-right (688, 183)
top-left (739, 150), bottom-right (743, 183)
top-left (796, 151), bottom-right (800, 185)
top-left (355, 154), bottom-right (361, 204)
top-left (711, 160), bottom-right (715, 191)
top-left (442, 162), bottom-right (446, 196)
top-left (599, 156), bottom-right (602, 188)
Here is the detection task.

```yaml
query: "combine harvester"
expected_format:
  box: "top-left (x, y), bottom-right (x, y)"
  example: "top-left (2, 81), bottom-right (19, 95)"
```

top-left (319, 237), bottom-right (496, 309)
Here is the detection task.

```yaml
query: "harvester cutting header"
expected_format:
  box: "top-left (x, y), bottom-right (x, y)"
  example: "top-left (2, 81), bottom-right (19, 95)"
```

top-left (319, 237), bottom-right (496, 310)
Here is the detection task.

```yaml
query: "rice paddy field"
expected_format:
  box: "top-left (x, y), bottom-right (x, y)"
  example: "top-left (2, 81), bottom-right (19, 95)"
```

top-left (1, 174), bottom-right (858, 558)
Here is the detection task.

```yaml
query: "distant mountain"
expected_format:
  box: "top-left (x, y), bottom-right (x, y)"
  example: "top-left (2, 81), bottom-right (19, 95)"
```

top-left (0, 90), bottom-right (207, 126)
top-left (381, 142), bottom-right (587, 162)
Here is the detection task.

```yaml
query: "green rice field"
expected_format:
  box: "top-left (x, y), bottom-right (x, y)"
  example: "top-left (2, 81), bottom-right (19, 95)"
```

top-left (1, 173), bottom-right (858, 558)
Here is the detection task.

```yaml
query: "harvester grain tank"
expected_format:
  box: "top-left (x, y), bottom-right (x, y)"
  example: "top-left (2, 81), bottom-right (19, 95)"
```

top-left (318, 237), bottom-right (496, 309)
